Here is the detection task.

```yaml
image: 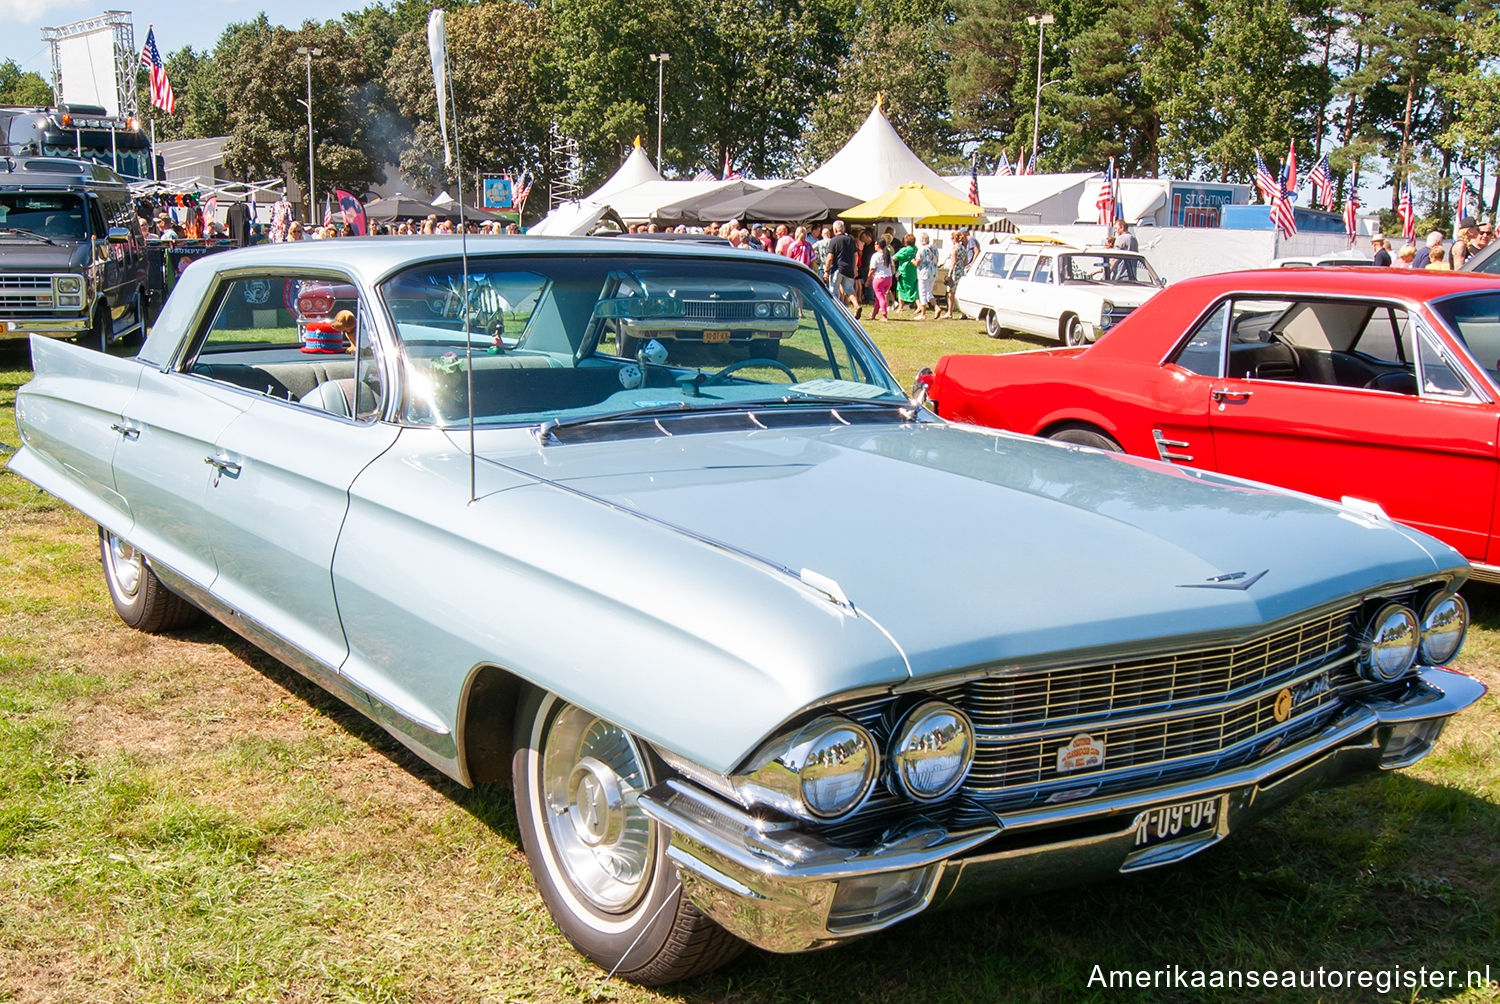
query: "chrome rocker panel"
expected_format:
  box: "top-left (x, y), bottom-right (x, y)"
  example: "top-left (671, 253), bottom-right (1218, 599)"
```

top-left (640, 666), bottom-right (1484, 954)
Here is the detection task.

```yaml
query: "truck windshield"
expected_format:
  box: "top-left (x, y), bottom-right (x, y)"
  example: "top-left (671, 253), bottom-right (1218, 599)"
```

top-left (0, 193), bottom-right (87, 240)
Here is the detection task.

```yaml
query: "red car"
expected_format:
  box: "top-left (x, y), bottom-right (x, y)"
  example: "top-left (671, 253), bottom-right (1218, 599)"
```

top-left (921, 268), bottom-right (1500, 578)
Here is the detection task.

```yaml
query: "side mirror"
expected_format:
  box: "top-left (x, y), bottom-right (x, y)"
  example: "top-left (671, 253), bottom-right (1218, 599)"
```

top-left (106, 227), bottom-right (131, 244)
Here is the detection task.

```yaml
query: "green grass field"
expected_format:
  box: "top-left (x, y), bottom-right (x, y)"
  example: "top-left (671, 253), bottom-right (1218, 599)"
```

top-left (2, 329), bottom-right (1497, 1003)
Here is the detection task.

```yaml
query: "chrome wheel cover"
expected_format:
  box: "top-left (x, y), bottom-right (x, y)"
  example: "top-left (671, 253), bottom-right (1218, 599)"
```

top-left (985, 312), bottom-right (1001, 337)
top-left (1064, 317), bottom-right (1085, 346)
top-left (104, 533), bottom-right (143, 600)
top-left (539, 703), bottom-right (655, 914)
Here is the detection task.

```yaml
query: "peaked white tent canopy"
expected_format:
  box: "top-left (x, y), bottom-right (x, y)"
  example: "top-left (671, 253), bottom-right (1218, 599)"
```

top-left (589, 141), bottom-right (667, 202)
top-left (805, 101), bottom-right (949, 201)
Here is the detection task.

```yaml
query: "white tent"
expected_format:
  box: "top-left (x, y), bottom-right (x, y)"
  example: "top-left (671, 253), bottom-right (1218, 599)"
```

top-left (805, 101), bottom-right (948, 200)
top-left (589, 142), bottom-right (667, 202)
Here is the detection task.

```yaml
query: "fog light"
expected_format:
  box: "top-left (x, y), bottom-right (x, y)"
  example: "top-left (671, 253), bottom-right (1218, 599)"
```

top-left (828, 866), bottom-right (935, 929)
top-left (1381, 719), bottom-right (1447, 768)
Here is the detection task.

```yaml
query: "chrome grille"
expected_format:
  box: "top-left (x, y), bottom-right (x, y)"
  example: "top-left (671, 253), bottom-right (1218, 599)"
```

top-left (0, 274), bottom-right (55, 311)
top-left (1102, 305), bottom-right (1136, 328)
top-left (962, 605), bottom-right (1354, 731)
top-left (683, 300), bottom-right (756, 321)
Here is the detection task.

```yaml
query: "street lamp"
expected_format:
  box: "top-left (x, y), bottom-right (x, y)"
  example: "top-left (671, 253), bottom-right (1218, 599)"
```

top-left (295, 45), bottom-right (323, 226)
top-left (1026, 14), bottom-right (1054, 172)
top-left (649, 53), bottom-right (670, 168)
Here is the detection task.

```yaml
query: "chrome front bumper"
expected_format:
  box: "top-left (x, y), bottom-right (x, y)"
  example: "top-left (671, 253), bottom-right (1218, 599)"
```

top-left (640, 666), bottom-right (1485, 954)
top-left (3, 316), bottom-right (90, 338)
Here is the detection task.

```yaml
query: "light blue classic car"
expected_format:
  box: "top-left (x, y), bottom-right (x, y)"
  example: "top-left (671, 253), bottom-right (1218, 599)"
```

top-left (9, 236), bottom-right (1485, 984)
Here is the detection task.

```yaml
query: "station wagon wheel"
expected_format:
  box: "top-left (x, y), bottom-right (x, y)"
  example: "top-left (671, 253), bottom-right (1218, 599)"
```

top-left (512, 689), bottom-right (743, 984)
top-left (98, 528), bottom-right (201, 632)
top-left (984, 311), bottom-right (1004, 338)
top-left (1062, 314), bottom-right (1087, 347)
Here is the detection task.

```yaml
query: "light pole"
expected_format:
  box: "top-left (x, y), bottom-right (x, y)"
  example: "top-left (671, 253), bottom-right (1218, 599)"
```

top-left (1026, 14), bottom-right (1054, 172)
top-left (649, 53), bottom-right (670, 168)
top-left (295, 45), bottom-right (323, 226)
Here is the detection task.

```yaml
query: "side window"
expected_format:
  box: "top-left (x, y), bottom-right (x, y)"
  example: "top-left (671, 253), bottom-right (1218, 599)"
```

top-left (1009, 254), bottom-right (1038, 281)
top-left (974, 251), bottom-right (1010, 278)
top-left (1032, 256), bottom-right (1053, 284)
top-left (1352, 307), bottom-right (1409, 365)
top-left (1417, 330), bottom-right (1470, 398)
top-left (187, 274), bottom-right (384, 420)
top-left (1170, 301), bottom-right (1227, 376)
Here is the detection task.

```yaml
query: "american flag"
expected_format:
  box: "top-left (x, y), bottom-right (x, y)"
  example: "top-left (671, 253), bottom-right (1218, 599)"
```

top-left (513, 171), bottom-right (532, 208)
top-left (1254, 151), bottom-right (1278, 204)
top-left (1095, 157), bottom-right (1116, 225)
top-left (996, 151), bottom-right (1013, 177)
top-left (1454, 177), bottom-right (1476, 236)
top-left (1343, 192), bottom-right (1360, 244)
top-left (722, 151), bottom-right (740, 181)
top-left (692, 169), bottom-right (716, 182)
top-left (1307, 154), bottom-right (1332, 209)
top-left (1397, 181), bottom-right (1415, 241)
top-left (968, 153), bottom-right (980, 205)
top-left (139, 26), bottom-right (175, 115)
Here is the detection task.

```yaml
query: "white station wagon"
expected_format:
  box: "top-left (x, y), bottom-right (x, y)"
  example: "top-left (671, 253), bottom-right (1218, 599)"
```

top-left (955, 236), bottom-right (1164, 345)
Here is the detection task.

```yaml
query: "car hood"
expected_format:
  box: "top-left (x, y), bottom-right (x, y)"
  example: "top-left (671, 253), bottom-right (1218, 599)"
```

top-left (0, 240), bottom-right (87, 268)
top-left (486, 419), bottom-right (1459, 683)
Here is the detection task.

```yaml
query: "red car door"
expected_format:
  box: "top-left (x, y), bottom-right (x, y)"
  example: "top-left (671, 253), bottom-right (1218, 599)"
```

top-left (1205, 301), bottom-right (1498, 562)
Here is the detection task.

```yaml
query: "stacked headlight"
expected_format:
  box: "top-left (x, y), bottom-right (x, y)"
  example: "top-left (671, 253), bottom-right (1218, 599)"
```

top-left (888, 701), bottom-right (974, 802)
top-left (734, 716), bottom-right (877, 821)
top-left (1419, 593), bottom-right (1468, 665)
top-left (54, 274), bottom-right (83, 308)
top-left (1362, 602), bottom-right (1420, 681)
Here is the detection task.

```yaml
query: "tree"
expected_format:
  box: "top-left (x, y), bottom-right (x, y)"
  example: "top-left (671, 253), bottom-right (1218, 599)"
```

top-left (216, 17), bottom-right (385, 206)
top-left (0, 59), bottom-right (51, 107)
top-left (135, 47), bottom-right (227, 142)
top-left (385, 2), bottom-right (554, 199)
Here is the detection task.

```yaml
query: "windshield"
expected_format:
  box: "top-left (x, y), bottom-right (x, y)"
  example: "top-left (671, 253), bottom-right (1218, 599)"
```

top-left (1059, 253), bottom-right (1159, 286)
top-left (0, 192), bottom-right (85, 239)
top-left (1431, 292), bottom-right (1500, 388)
top-left (381, 255), bottom-right (905, 426)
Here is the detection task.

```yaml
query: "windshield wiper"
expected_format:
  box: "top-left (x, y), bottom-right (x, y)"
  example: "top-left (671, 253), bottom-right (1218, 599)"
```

top-left (0, 227), bottom-right (57, 245)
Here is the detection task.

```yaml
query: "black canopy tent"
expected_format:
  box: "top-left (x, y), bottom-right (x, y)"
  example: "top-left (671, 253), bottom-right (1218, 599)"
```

top-left (689, 180), bottom-right (861, 224)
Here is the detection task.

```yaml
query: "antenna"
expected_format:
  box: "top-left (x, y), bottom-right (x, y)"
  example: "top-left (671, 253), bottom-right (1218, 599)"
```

top-left (428, 11), bottom-right (477, 503)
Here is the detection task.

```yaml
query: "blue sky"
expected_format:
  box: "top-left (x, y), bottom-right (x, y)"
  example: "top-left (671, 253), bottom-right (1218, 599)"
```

top-left (2, 1), bottom-right (356, 77)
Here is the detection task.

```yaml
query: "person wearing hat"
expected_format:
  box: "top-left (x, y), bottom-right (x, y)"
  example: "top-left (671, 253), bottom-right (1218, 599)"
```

top-left (1370, 235), bottom-right (1391, 267)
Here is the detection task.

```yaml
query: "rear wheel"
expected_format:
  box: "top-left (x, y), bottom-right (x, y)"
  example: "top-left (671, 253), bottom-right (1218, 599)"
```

top-left (511, 689), bottom-right (743, 984)
top-left (1047, 425), bottom-right (1123, 452)
top-left (984, 311), bottom-right (1004, 338)
top-left (99, 528), bottom-right (201, 632)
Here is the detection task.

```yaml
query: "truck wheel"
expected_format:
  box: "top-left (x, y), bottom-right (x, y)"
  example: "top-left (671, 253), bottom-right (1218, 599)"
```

top-left (75, 308), bottom-right (109, 352)
top-left (511, 689), bottom-right (743, 984)
top-left (99, 528), bottom-right (201, 632)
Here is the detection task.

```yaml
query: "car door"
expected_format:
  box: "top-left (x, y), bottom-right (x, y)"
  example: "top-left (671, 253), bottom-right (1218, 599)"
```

top-left (187, 277), bottom-right (400, 672)
top-left (1000, 254), bottom-right (1038, 333)
top-left (1206, 297), bottom-right (1498, 561)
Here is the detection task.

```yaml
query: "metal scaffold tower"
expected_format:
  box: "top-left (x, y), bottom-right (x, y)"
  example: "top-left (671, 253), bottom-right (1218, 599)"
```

top-left (42, 11), bottom-right (138, 122)
top-left (549, 124), bottom-right (581, 211)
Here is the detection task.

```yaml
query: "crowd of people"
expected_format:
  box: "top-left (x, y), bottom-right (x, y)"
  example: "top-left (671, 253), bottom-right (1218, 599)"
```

top-left (1370, 217), bottom-right (1493, 269)
top-left (621, 217), bottom-right (986, 320)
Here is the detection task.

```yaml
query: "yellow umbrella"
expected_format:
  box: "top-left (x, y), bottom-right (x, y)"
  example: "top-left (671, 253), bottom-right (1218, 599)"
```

top-left (840, 183), bottom-right (986, 224)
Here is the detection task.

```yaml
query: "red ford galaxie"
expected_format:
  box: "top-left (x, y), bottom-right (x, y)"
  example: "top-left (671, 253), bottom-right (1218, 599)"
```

top-left (921, 268), bottom-right (1500, 579)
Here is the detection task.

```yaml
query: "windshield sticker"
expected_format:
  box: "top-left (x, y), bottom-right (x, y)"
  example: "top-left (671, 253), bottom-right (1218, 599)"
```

top-left (789, 379), bottom-right (890, 399)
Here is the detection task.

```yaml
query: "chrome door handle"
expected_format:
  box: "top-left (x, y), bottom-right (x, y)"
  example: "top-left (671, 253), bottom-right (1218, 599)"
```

top-left (1211, 388), bottom-right (1253, 403)
top-left (204, 456), bottom-right (242, 486)
top-left (109, 423), bottom-right (140, 440)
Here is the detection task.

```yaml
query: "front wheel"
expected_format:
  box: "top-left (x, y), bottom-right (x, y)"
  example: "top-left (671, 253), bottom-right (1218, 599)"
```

top-left (511, 690), bottom-right (743, 984)
top-left (99, 528), bottom-right (201, 632)
top-left (1061, 315), bottom-right (1088, 347)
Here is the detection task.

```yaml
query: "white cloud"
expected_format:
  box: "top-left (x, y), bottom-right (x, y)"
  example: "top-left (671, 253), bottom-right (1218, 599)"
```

top-left (0, 0), bottom-right (86, 25)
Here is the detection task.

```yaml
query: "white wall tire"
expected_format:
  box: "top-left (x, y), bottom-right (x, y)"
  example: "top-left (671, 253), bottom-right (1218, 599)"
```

top-left (511, 689), bottom-right (743, 984)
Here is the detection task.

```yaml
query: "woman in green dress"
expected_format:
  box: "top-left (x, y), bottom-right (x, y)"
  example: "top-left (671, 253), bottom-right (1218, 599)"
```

top-left (893, 233), bottom-right (919, 309)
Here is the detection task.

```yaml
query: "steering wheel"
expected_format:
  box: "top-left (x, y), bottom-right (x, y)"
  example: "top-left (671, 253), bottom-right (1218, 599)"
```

top-left (701, 357), bottom-right (798, 386)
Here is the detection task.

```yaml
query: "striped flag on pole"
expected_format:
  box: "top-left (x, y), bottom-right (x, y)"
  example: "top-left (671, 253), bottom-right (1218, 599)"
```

top-left (1398, 181), bottom-right (1416, 241)
top-left (139, 26), bottom-right (175, 114)
top-left (1343, 192), bottom-right (1360, 244)
top-left (1095, 158), bottom-right (1116, 225)
top-left (968, 153), bottom-right (980, 205)
top-left (996, 151), bottom-right (1013, 177)
top-left (1254, 151), bottom-right (1278, 204)
top-left (1307, 154), bottom-right (1332, 209)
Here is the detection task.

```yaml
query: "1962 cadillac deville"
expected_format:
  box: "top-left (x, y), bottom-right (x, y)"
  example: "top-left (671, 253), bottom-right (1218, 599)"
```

top-left (8, 236), bottom-right (1485, 984)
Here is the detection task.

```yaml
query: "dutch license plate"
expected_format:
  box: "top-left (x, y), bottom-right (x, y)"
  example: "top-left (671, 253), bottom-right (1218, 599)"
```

top-left (1134, 796), bottom-right (1220, 849)
top-left (703, 330), bottom-right (731, 343)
